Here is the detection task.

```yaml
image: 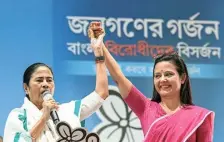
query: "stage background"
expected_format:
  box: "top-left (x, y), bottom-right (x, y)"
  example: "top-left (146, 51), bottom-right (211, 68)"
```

top-left (0, 0), bottom-right (223, 141)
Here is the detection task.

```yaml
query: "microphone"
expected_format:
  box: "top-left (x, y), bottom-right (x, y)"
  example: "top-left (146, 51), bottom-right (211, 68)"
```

top-left (42, 90), bottom-right (60, 125)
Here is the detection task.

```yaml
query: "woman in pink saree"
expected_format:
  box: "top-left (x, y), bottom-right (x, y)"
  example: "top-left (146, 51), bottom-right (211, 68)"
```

top-left (88, 22), bottom-right (215, 142)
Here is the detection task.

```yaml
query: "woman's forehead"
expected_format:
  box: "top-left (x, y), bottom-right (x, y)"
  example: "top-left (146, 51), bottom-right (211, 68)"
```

top-left (31, 66), bottom-right (53, 77)
top-left (154, 61), bottom-right (177, 72)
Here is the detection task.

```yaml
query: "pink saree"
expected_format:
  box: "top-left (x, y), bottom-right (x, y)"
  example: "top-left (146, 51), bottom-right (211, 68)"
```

top-left (124, 85), bottom-right (215, 142)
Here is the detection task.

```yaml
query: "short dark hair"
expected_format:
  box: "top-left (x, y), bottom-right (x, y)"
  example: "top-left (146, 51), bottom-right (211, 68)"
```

top-left (23, 62), bottom-right (53, 99)
top-left (151, 52), bottom-right (193, 105)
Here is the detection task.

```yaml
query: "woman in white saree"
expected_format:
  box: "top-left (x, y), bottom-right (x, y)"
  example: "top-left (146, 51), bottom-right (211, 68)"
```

top-left (3, 30), bottom-right (108, 142)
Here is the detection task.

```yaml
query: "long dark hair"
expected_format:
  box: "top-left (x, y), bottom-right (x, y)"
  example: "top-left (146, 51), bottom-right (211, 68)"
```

top-left (23, 62), bottom-right (53, 99)
top-left (151, 53), bottom-right (193, 105)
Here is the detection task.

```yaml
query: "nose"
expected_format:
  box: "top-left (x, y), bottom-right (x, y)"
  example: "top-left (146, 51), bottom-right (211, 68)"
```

top-left (160, 75), bottom-right (167, 82)
top-left (42, 80), bottom-right (49, 89)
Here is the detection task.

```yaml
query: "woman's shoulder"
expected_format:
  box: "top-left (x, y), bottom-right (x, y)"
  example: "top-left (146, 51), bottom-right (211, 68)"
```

top-left (186, 105), bottom-right (208, 110)
top-left (5, 107), bottom-right (27, 127)
top-left (184, 105), bottom-right (214, 114)
top-left (7, 107), bottom-right (25, 117)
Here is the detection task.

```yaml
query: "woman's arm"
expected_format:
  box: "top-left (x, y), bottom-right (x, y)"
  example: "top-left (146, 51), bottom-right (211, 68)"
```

top-left (90, 23), bottom-right (109, 100)
top-left (88, 21), bottom-right (132, 99)
top-left (94, 57), bottom-right (108, 100)
top-left (102, 44), bottom-right (132, 99)
top-left (79, 91), bottom-right (104, 121)
top-left (78, 23), bottom-right (109, 121)
top-left (29, 117), bottom-right (46, 140)
top-left (30, 99), bottom-right (59, 139)
top-left (85, 22), bottom-right (150, 120)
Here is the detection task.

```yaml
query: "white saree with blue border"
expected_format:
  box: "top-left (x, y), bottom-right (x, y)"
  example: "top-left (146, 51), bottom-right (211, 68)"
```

top-left (3, 91), bottom-right (104, 142)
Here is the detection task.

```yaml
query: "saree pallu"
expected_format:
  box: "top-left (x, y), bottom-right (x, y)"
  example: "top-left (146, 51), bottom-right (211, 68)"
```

top-left (144, 106), bottom-right (214, 142)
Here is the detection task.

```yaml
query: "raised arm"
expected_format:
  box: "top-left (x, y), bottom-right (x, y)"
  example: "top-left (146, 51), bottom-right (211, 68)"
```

top-left (77, 22), bottom-right (109, 121)
top-left (88, 22), bottom-right (132, 99)
top-left (102, 44), bottom-right (133, 98)
top-left (84, 22), bottom-right (150, 121)
top-left (90, 22), bottom-right (109, 100)
top-left (94, 46), bottom-right (108, 100)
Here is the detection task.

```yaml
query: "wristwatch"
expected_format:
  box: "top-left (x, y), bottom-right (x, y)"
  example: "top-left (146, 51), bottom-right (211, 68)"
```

top-left (95, 56), bottom-right (105, 63)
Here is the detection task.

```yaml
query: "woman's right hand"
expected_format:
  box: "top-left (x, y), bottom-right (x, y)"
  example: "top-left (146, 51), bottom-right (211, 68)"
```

top-left (41, 99), bottom-right (59, 122)
top-left (28, 99), bottom-right (59, 139)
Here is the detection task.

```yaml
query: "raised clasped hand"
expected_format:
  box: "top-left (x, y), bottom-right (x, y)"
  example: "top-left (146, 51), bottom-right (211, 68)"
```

top-left (88, 21), bottom-right (105, 57)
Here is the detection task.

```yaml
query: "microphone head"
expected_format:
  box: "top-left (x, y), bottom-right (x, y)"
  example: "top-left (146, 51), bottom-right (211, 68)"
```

top-left (42, 90), bottom-right (52, 101)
